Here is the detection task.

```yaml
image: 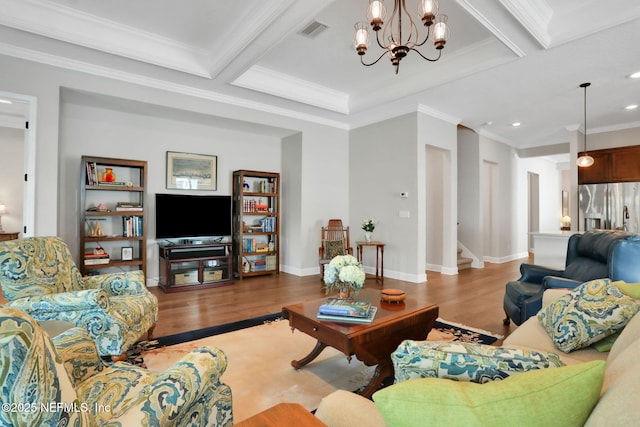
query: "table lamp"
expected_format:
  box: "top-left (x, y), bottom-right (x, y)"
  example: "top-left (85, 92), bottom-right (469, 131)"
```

top-left (0, 202), bottom-right (6, 232)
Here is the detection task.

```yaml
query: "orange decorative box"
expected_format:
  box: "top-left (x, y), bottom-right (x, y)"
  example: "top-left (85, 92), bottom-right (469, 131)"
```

top-left (380, 289), bottom-right (406, 303)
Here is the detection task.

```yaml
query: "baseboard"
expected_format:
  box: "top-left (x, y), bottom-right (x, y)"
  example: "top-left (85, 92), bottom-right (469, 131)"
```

top-left (484, 252), bottom-right (528, 264)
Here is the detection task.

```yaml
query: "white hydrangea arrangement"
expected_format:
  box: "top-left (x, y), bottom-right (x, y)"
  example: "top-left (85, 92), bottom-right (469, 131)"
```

top-left (361, 219), bottom-right (376, 232)
top-left (323, 254), bottom-right (366, 295)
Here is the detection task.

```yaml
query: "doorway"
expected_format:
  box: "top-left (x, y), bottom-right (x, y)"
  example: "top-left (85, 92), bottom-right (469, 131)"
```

top-left (0, 91), bottom-right (36, 237)
top-left (528, 172), bottom-right (540, 251)
top-left (425, 146), bottom-right (450, 272)
top-left (482, 161), bottom-right (499, 258)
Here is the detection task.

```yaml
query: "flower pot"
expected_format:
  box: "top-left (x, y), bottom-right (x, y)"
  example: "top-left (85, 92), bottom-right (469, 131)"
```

top-left (365, 231), bottom-right (372, 242)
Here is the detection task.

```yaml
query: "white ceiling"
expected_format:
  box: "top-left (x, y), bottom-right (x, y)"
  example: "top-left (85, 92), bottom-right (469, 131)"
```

top-left (1, 0), bottom-right (640, 157)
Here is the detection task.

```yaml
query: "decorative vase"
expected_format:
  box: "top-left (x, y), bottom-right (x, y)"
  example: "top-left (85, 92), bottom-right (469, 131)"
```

top-left (338, 286), bottom-right (352, 299)
top-left (103, 168), bottom-right (116, 182)
top-left (365, 231), bottom-right (372, 242)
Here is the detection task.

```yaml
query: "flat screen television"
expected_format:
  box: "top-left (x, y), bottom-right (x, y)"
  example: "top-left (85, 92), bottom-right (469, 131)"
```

top-left (155, 194), bottom-right (232, 239)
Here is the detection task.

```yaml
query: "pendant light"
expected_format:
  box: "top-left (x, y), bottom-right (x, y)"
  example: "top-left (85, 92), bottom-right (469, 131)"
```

top-left (576, 82), bottom-right (594, 168)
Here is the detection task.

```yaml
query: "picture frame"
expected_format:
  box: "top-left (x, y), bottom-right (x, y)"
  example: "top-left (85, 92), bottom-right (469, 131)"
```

top-left (166, 151), bottom-right (217, 190)
top-left (121, 246), bottom-right (133, 261)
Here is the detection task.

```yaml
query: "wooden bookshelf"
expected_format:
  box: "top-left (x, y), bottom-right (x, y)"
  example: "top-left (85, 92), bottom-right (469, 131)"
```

top-left (232, 170), bottom-right (280, 279)
top-left (79, 156), bottom-right (147, 276)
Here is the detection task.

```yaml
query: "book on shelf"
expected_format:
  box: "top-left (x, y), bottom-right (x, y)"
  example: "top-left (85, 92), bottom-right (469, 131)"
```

top-left (318, 298), bottom-right (372, 318)
top-left (116, 202), bottom-right (143, 212)
top-left (97, 181), bottom-right (127, 186)
top-left (317, 306), bottom-right (377, 324)
top-left (84, 252), bottom-right (109, 259)
top-left (84, 257), bottom-right (110, 265)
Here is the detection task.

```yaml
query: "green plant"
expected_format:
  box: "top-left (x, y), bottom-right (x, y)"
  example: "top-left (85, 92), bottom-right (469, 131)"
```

top-left (361, 219), bottom-right (376, 232)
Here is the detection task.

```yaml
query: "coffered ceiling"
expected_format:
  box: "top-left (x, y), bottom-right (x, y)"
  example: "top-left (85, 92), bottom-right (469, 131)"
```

top-left (1, 0), bottom-right (640, 153)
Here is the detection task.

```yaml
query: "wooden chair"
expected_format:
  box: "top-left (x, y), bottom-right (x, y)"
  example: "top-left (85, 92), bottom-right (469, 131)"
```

top-left (318, 219), bottom-right (353, 281)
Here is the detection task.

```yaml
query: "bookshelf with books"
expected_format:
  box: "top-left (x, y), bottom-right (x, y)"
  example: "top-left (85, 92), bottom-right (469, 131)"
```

top-left (232, 170), bottom-right (280, 279)
top-left (80, 156), bottom-right (147, 277)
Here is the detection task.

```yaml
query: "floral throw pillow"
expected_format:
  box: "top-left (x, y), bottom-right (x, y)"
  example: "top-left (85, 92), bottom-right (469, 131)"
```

top-left (324, 240), bottom-right (345, 259)
top-left (392, 340), bottom-right (564, 383)
top-left (538, 278), bottom-right (640, 353)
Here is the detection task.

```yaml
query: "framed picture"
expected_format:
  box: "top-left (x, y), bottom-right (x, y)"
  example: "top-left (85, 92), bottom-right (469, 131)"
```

top-left (121, 246), bottom-right (133, 261)
top-left (166, 151), bottom-right (217, 190)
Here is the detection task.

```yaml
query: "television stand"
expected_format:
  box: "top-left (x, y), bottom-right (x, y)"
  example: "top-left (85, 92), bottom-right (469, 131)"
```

top-left (158, 242), bottom-right (233, 292)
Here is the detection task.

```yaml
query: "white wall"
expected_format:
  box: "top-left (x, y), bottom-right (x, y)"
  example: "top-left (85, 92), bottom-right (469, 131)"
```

top-left (350, 113), bottom-right (422, 281)
top-left (418, 113), bottom-right (458, 276)
top-left (0, 127), bottom-right (24, 236)
top-left (349, 112), bottom-right (457, 282)
top-left (457, 127), bottom-right (482, 263)
top-left (479, 135), bottom-right (517, 260)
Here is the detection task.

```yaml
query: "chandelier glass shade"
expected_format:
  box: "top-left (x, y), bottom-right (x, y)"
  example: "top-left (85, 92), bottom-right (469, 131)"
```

top-left (354, 0), bottom-right (450, 74)
top-left (576, 82), bottom-right (594, 168)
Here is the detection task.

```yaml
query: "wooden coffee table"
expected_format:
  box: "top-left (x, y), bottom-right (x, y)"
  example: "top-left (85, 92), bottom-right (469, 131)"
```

top-left (282, 288), bottom-right (439, 398)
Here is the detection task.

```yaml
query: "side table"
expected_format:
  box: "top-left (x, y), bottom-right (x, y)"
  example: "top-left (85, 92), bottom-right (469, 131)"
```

top-left (234, 402), bottom-right (327, 427)
top-left (356, 240), bottom-right (385, 285)
top-left (0, 232), bottom-right (20, 242)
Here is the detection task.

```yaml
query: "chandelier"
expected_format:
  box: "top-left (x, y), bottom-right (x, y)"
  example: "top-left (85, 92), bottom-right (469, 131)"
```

top-left (576, 82), bottom-right (594, 168)
top-left (353, 0), bottom-right (450, 74)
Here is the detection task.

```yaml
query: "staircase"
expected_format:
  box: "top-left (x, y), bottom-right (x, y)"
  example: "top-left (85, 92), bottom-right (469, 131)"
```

top-left (457, 247), bottom-right (472, 270)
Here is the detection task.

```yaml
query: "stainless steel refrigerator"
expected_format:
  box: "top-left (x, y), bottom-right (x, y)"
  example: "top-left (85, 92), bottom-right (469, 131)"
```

top-left (579, 183), bottom-right (640, 232)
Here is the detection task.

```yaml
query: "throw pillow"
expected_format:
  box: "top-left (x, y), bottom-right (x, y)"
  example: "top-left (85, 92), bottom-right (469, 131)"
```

top-left (611, 280), bottom-right (640, 298)
top-left (373, 360), bottom-right (605, 427)
top-left (591, 331), bottom-right (620, 352)
top-left (538, 278), bottom-right (640, 353)
top-left (392, 340), bottom-right (564, 383)
top-left (323, 240), bottom-right (345, 259)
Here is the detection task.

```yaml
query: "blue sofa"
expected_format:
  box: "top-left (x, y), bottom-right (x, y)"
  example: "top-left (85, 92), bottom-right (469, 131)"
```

top-left (503, 230), bottom-right (640, 326)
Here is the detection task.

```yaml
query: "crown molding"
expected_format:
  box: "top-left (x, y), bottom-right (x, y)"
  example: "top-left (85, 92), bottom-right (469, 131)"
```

top-left (206, 0), bottom-right (296, 78)
top-left (232, 65), bottom-right (350, 114)
top-left (497, 0), bottom-right (553, 48)
top-left (0, 42), bottom-right (350, 131)
top-left (456, 0), bottom-right (527, 57)
top-left (0, 0), bottom-right (211, 78)
top-left (417, 105), bottom-right (461, 125)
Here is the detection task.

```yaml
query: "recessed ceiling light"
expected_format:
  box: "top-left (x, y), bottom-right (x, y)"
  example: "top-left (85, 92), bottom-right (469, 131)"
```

top-left (629, 71), bottom-right (640, 79)
top-left (0, 99), bottom-right (13, 105)
top-left (512, 122), bottom-right (521, 127)
top-left (625, 104), bottom-right (638, 110)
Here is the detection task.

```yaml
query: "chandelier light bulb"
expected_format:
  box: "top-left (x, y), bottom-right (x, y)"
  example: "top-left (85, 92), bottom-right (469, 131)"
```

top-left (367, 0), bottom-right (386, 30)
top-left (433, 15), bottom-right (449, 48)
top-left (354, 22), bottom-right (369, 54)
top-left (419, 0), bottom-right (439, 25)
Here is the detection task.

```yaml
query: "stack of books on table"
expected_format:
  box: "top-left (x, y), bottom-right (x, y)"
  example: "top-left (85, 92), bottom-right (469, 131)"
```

top-left (317, 298), bottom-right (377, 324)
top-left (84, 252), bottom-right (110, 266)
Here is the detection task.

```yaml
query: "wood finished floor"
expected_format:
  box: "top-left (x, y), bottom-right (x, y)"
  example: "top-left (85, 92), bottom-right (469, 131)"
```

top-left (150, 257), bottom-right (528, 340)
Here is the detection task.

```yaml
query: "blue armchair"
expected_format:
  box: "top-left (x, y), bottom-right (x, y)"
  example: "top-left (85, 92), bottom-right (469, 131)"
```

top-left (0, 306), bottom-right (233, 427)
top-left (503, 230), bottom-right (640, 326)
top-left (0, 236), bottom-right (158, 359)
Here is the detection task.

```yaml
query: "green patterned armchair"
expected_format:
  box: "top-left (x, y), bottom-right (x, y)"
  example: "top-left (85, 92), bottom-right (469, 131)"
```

top-left (0, 236), bottom-right (158, 358)
top-left (0, 306), bottom-right (233, 427)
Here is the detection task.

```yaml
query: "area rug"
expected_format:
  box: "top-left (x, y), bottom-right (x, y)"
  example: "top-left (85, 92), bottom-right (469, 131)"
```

top-left (137, 316), bottom-right (503, 422)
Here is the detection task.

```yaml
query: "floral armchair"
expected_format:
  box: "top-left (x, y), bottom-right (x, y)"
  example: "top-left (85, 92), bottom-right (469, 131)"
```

top-left (0, 306), bottom-right (233, 427)
top-left (0, 236), bottom-right (158, 358)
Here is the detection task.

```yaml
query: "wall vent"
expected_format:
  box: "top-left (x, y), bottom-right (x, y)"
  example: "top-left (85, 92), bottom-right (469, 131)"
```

top-left (299, 20), bottom-right (328, 38)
